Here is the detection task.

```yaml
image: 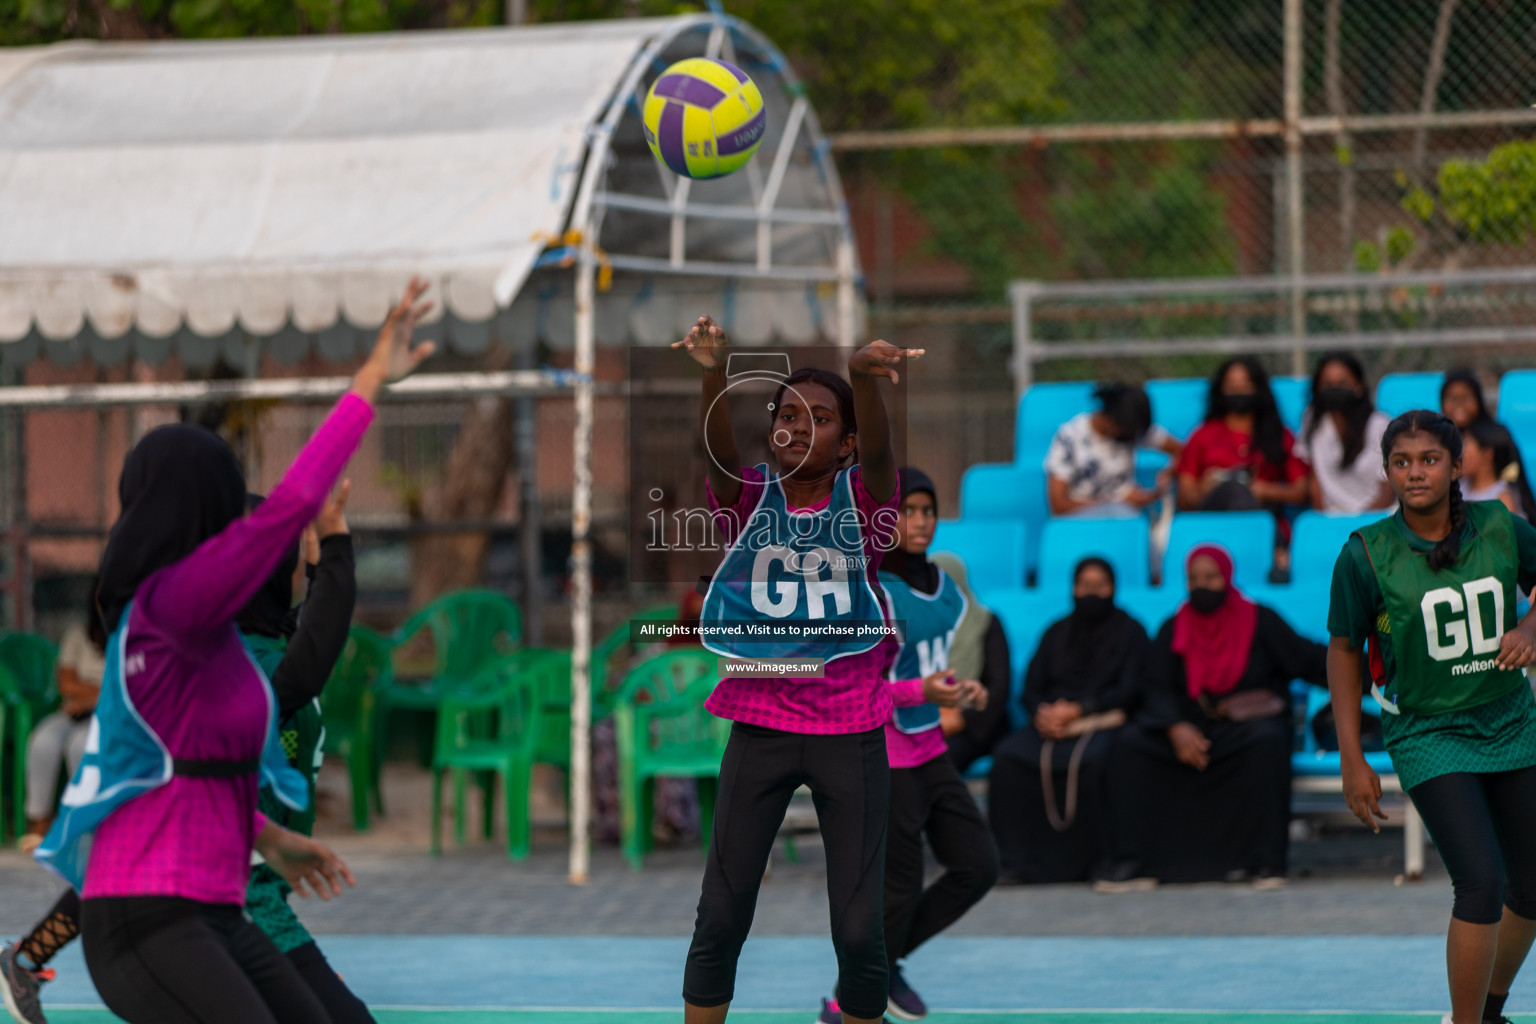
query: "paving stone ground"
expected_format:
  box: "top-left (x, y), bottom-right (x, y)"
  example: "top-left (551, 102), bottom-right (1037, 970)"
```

top-left (0, 761), bottom-right (1457, 940)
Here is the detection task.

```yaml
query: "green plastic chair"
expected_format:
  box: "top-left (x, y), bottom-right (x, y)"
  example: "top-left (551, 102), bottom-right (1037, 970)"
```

top-left (613, 649), bottom-right (725, 870)
top-left (0, 634), bottom-right (59, 842)
top-left (429, 650), bottom-right (558, 861)
top-left (320, 626), bottom-right (391, 832)
top-left (525, 603), bottom-right (680, 772)
top-left (378, 589), bottom-right (523, 768)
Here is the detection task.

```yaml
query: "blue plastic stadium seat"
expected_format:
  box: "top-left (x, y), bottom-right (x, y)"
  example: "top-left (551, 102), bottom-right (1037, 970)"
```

top-left (1288, 510), bottom-right (1386, 585)
top-left (1272, 375), bottom-right (1309, 433)
top-left (1292, 684), bottom-right (1395, 778)
top-left (1375, 372), bottom-right (1444, 419)
top-left (1162, 511), bottom-right (1276, 593)
top-left (1246, 579), bottom-right (1330, 643)
top-left (1014, 382), bottom-right (1097, 459)
top-left (960, 463), bottom-right (1048, 578)
top-left (963, 755), bottom-right (994, 780)
top-left (986, 587), bottom-right (1073, 730)
top-left (930, 520), bottom-right (1028, 602)
top-left (1037, 515), bottom-right (1151, 592)
top-left (1146, 378), bottom-right (1209, 442)
top-left (1497, 369), bottom-right (1536, 426)
top-left (1134, 449), bottom-right (1170, 489)
top-left (1113, 585), bottom-right (1184, 636)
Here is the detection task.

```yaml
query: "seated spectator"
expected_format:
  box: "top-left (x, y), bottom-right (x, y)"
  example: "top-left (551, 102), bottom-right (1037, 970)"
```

top-left (1462, 419), bottom-right (1536, 523)
top-left (1177, 357), bottom-right (1310, 577)
top-left (1441, 368), bottom-right (1494, 430)
top-left (1046, 383), bottom-right (1181, 516)
top-left (1296, 353), bottom-right (1393, 512)
top-left (1098, 545), bottom-right (1326, 890)
top-left (988, 557), bottom-right (1145, 884)
top-left (927, 552), bottom-right (1011, 773)
top-left (21, 602), bottom-right (106, 851)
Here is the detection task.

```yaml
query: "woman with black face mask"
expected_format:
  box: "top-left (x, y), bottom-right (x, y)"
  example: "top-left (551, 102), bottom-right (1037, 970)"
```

top-left (1297, 353), bottom-right (1394, 512)
top-left (986, 558), bottom-right (1146, 885)
top-left (1098, 545), bottom-right (1327, 890)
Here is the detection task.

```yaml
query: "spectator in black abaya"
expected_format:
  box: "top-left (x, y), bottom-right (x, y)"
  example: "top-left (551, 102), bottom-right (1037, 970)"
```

top-left (988, 557), bottom-right (1146, 884)
top-left (1099, 544), bottom-right (1326, 890)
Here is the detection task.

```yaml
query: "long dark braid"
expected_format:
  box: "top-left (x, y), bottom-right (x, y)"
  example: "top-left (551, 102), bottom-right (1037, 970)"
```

top-left (1381, 409), bottom-right (1465, 571)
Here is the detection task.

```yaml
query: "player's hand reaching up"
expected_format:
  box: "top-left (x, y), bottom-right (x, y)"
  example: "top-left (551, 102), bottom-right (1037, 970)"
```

top-left (352, 277), bottom-right (436, 403)
top-left (849, 339), bottom-right (924, 385)
top-left (673, 316), bottom-right (728, 370)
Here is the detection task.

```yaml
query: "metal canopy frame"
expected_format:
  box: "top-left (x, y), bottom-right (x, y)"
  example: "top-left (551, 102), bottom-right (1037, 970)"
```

top-left (0, 12), bottom-right (863, 887)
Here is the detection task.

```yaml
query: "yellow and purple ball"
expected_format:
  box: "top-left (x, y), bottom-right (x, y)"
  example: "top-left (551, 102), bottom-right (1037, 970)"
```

top-left (642, 57), bottom-right (766, 180)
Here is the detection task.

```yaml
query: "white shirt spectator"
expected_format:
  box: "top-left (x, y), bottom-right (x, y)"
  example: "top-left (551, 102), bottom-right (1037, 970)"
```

top-left (1296, 408), bottom-right (1391, 512)
top-left (1045, 413), bottom-right (1174, 505)
top-left (58, 622), bottom-right (105, 688)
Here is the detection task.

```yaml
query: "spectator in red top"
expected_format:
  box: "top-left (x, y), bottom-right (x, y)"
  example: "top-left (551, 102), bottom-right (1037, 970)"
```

top-left (1176, 358), bottom-right (1310, 575)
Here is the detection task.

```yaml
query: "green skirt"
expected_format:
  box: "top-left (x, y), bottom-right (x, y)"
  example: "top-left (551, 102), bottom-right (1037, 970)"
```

top-left (1384, 682), bottom-right (1536, 791)
top-left (246, 864), bottom-right (314, 955)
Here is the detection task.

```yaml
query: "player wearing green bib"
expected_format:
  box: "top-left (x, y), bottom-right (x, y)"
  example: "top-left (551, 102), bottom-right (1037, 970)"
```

top-left (1328, 410), bottom-right (1536, 1024)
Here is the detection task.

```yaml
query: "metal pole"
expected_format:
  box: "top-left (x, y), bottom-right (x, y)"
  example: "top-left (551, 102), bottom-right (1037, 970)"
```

top-left (836, 232), bottom-right (857, 350)
top-left (517, 334), bottom-right (543, 647)
top-left (1009, 281), bottom-right (1040, 399)
top-left (568, 234), bottom-right (597, 885)
top-left (1284, 0), bottom-right (1307, 375)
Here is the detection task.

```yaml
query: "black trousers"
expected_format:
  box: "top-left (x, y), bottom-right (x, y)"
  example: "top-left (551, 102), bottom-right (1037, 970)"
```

top-left (82, 897), bottom-right (332, 1024)
top-left (288, 941), bottom-right (376, 1024)
top-left (885, 754), bottom-right (998, 967)
top-left (684, 723), bottom-right (890, 1020)
top-left (1410, 765), bottom-right (1536, 925)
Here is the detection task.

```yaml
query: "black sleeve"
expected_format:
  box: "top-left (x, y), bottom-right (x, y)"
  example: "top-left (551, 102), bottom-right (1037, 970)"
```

top-left (1020, 619), bottom-right (1062, 721)
top-left (1081, 623), bottom-right (1148, 716)
top-left (272, 534), bottom-right (357, 718)
top-left (1137, 620), bottom-right (1188, 732)
top-left (1256, 604), bottom-right (1328, 690)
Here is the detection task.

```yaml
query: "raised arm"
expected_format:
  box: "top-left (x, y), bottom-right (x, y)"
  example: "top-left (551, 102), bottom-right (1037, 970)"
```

top-left (848, 340), bottom-right (924, 504)
top-left (272, 487), bottom-right (357, 716)
top-left (674, 316), bottom-right (741, 508)
top-left (146, 281), bottom-right (433, 642)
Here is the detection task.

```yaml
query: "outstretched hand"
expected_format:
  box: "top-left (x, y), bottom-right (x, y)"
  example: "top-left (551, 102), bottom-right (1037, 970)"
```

top-left (848, 340), bottom-right (924, 385)
top-left (254, 824), bottom-right (355, 900)
top-left (672, 316), bottom-right (728, 370)
top-left (353, 278), bottom-right (436, 404)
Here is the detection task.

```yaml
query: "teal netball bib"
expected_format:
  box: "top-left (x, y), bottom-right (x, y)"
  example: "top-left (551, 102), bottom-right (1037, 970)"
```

top-left (701, 464), bottom-right (887, 663)
top-left (879, 568), bottom-right (967, 734)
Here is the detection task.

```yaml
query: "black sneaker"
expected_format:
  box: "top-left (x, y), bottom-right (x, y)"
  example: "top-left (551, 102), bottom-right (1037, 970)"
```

top-left (0, 943), bottom-right (50, 1024)
top-left (886, 964), bottom-right (927, 1021)
top-left (817, 997), bottom-right (843, 1024)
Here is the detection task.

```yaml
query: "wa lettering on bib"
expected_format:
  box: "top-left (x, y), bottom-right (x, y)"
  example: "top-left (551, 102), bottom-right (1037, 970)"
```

top-left (879, 568), bottom-right (967, 734)
top-left (1359, 501), bottom-right (1527, 716)
top-left (701, 465), bottom-right (887, 663)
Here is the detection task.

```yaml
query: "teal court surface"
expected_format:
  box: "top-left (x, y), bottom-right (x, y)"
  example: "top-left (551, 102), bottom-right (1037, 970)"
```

top-left (25, 936), bottom-right (1536, 1023)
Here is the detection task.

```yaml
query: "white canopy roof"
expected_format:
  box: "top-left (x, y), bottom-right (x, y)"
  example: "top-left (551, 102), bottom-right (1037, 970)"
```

top-left (0, 17), bottom-right (858, 364)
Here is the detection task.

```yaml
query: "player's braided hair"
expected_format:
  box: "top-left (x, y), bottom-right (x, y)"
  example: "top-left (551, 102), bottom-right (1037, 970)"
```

top-left (1381, 409), bottom-right (1465, 572)
top-left (771, 367), bottom-right (858, 467)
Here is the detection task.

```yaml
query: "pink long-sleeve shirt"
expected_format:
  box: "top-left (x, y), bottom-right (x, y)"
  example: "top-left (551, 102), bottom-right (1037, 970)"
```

top-left (703, 466), bottom-right (897, 735)
top-left (883, 673), bottom-right (949, 769)
top-left (82, 394), bottom-right (373, 904)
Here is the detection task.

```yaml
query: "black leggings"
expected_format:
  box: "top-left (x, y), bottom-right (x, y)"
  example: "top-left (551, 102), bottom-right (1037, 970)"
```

top-left (1409, 764), bottom-right (1536, 925)
top-left (287, 941), bottom-right (376, 1024)
top-left (684, 723), bottom-right (890, 1020)
top-left (82, 897), bottom-right (331, 1024)
top-left (885, 754), bottom-right (998, 968)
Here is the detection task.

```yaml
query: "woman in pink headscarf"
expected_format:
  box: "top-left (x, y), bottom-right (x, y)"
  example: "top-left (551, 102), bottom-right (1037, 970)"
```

top-left (1096, 544), bottom-right (1328, 890)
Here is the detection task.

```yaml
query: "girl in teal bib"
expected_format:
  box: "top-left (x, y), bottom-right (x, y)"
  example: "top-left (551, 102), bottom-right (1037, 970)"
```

top-left (1327, 409), bottom-right (1536, 1024)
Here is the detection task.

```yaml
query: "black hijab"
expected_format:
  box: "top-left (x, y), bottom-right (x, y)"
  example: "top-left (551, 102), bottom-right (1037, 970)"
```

top-left (235, 494), bottom-right (300, 640)
top-left (1042, 557), bottom-right (1142, 698)
top-left (97, 424), bottom-right (246, 632)
top-left (881, 466), bottom-right (939, 595)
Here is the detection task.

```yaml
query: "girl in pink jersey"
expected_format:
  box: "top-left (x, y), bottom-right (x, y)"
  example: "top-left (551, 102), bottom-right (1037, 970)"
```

top-left (675, 317), bottom-right (920, 1024)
